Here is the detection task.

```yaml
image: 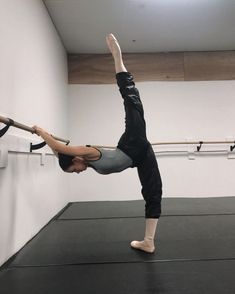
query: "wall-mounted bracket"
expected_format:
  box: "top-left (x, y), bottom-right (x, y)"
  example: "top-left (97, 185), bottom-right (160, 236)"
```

top-left (0, 119), bottom-right (14, 138)
top-left (196, 141), bottom-right (203, 152)
top-left (230, 142), bottom-right (235, 152)
top-left (30, 141), bottom-right (47, 152)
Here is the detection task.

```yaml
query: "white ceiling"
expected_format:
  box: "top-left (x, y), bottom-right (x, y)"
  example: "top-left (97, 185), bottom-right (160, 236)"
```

top-left (44, 0), bottom-right (235, 54)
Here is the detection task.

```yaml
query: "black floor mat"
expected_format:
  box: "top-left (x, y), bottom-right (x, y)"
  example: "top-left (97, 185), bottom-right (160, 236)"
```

top-left (1, 260), bottom-right (235, 294)
top-left (9, 215), bottom-right (235, 266)
top-left (1, 197), bottom-right (235, 294)
top-left (58, 197), bottom-right (235, 219)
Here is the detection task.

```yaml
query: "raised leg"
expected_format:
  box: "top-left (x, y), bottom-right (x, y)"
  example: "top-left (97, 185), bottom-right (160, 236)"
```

top-left (106, 33), bottom-right (127, 73)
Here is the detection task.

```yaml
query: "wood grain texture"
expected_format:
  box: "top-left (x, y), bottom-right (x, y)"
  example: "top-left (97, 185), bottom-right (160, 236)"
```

top-left (68, 54), bottom-right (115, 84)
top-left (68, 51), bottom-right (235, 84)
top-left (68, 53), bottom-right (184, 84)
top-left (184, 51), bottom-right (235, 81)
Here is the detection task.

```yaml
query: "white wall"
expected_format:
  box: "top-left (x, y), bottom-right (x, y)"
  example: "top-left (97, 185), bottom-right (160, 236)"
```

top-left (0, 0), bottom-right (69, 266)
top-left (68, 80), bottom-right (235, 201)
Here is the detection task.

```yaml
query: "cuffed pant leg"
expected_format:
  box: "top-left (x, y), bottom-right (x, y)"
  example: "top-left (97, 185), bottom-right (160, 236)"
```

top-left (116, 72), bottom-right (149, 165)
top-left (137, 145), bottom-right (162, 218)
top-left (116, 72), bottom-right (146, 133)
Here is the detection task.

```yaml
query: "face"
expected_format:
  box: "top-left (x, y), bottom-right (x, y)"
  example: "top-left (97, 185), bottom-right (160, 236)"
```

top-left (66, 156), bottom-right (88, 173)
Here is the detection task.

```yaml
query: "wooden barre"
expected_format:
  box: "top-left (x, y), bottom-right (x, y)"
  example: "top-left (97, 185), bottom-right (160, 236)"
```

top-left (1, 115), bottom-right (234, 148)
top-left (96, 140), bottom-right (235, 149)
top-left (0, 115), bottom-right (70, 144)
top-left (152, 141), bottom-right (235, 146)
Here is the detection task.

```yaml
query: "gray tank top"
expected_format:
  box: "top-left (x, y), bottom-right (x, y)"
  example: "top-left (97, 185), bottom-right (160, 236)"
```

top-left (87, 147), bottom-right (133, 175)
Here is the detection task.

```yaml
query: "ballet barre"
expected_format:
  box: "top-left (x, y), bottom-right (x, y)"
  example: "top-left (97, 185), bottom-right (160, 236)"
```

top-left (0, 115), bottom-right (70, 145)
top-left (152, 141), bottom-right (235, 152)
top-left (97, 140), bottom-right (235, 152)
top-left (152, 141), bottom-right (235, 146)
top-left (1, 114), bottom-right (235, 152)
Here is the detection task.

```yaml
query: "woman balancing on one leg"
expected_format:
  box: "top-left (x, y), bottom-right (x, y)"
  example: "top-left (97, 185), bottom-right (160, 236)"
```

top-left (33, 34), bottom-right (162, 253)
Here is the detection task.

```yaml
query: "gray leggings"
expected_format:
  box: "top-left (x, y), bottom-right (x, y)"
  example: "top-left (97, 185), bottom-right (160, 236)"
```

top-left (116, 72), bottom-right (162, 218)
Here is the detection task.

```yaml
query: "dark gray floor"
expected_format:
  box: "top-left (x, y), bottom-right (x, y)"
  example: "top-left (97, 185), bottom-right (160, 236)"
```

top-left (1, 260), bottom-right (235, 294)
top-left (1, 197), bottom-right (235, 294)
top-left (59, 197), bottom-right (235, 219)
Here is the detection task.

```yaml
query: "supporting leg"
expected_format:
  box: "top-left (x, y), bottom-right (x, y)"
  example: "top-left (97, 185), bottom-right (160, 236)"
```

top-left (131, 145), bottom-right (162, 253)
top-left (131, 218), bottom-right (158, 253)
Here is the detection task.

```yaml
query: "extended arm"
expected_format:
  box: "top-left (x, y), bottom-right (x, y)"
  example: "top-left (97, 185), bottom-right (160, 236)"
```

top-left (32, 126), bottom-right (99, 160)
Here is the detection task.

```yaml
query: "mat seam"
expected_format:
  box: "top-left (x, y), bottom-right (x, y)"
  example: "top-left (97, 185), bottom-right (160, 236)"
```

top-left (57, 213), bottom-right (235, 221)
top-left (6, 257), bottom-right (235, 270)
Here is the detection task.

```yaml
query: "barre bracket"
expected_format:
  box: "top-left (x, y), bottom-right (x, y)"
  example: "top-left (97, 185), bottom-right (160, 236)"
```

top-left (0, 119), bottom-right (14, 138)
top-left (30, 141), bottom-right (47, 152)
top-left (196, 141), bottom-right (203, 152)
top-left (30, 136), bottom-right (69, 153)
top-left (230, 142), bottom-right (235, 152)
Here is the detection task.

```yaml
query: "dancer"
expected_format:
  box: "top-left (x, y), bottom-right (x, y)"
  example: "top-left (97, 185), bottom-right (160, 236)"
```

top-left (33, 34), bottom-right (162, 253)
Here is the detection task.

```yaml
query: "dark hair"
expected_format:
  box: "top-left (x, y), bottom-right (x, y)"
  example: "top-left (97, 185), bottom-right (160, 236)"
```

top-left (58, 153), bottom-right (75, 171)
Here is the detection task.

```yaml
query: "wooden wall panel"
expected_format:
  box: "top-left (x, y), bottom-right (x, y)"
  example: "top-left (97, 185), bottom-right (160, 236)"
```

top-left (68, 53), bottom-right (184, 84)
top-left (121, 53), bottom-right (184, 82)
top-left (68, 51), bottom-right (235, 84)
top-left (184, 51), bottom-right (235, 81)
top-left (68, 54), bottom-right (116, 84)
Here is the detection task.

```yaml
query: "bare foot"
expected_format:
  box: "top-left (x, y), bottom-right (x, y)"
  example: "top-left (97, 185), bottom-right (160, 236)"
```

top-left (106, 33), bottom-right (122, 59)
